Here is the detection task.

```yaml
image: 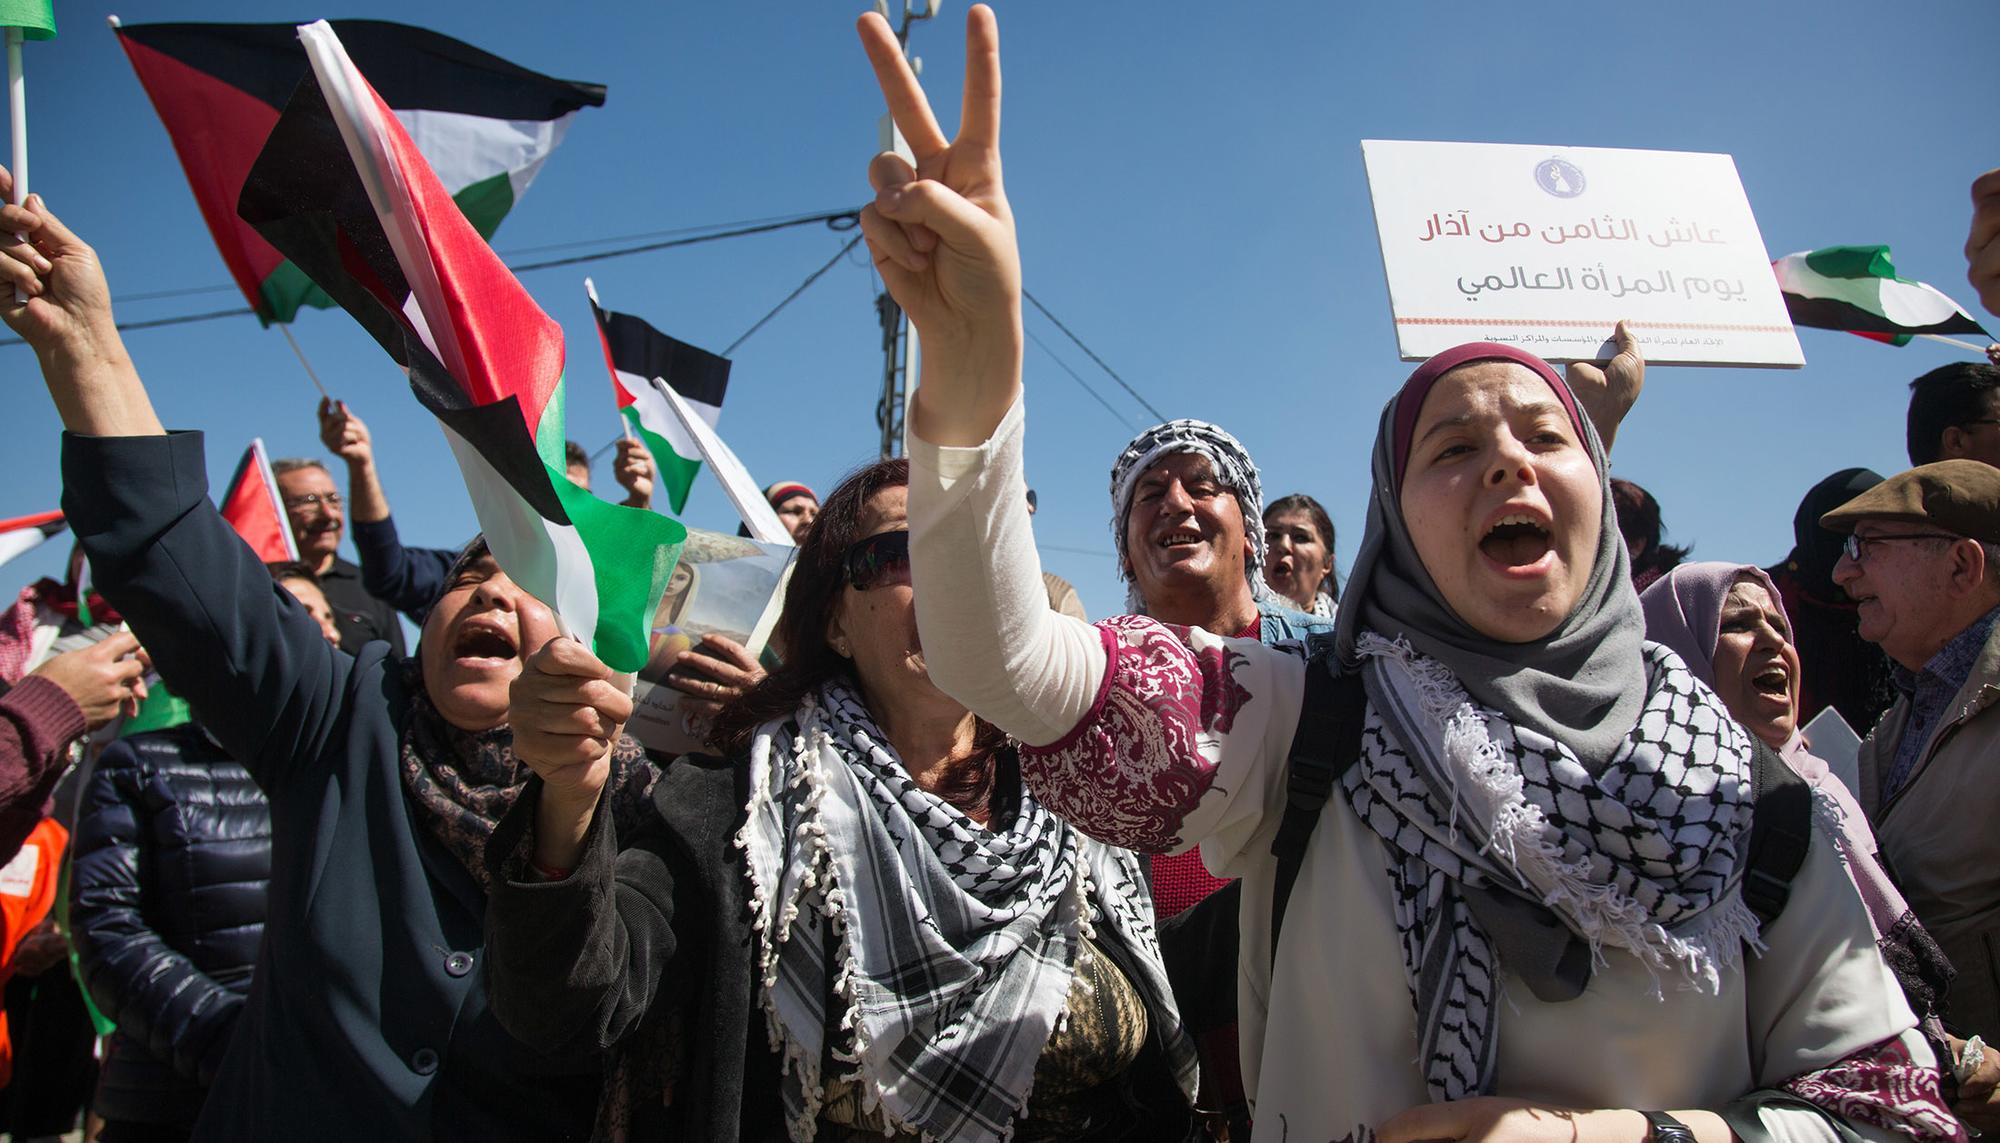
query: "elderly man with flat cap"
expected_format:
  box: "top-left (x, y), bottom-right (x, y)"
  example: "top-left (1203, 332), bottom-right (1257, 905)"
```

top-left (1826, 458), bottom-right (2000, 1121)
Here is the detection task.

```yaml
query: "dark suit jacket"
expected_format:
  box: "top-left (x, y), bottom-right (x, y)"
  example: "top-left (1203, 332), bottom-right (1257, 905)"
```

top-left (63, 430), bottom-right (597, 1143)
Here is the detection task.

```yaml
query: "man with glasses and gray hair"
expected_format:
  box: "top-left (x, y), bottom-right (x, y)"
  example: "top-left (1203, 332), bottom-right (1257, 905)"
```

top-left (270, 456), bottom-right (404, 655)
top-left (1825, 457), bottom-right (2000, 1122)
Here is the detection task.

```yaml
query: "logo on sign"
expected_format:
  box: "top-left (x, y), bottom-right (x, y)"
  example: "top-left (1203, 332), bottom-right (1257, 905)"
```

top-left (1534, 158), bottom-right (1586, 199)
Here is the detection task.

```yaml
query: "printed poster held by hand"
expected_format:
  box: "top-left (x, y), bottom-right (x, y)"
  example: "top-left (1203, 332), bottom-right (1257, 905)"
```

top-left (1362, 140), bottom-right (1804, 367)
top-left (625, 526), bottom-right (797, 758)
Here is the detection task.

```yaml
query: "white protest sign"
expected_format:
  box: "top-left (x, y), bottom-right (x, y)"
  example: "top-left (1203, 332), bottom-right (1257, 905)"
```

top-left (1361, 140), bottom-right (1804, 367)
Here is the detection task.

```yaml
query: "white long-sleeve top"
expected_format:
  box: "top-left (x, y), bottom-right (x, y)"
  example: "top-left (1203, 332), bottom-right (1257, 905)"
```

top-left (906, 397), bottom-right (1956, 1143)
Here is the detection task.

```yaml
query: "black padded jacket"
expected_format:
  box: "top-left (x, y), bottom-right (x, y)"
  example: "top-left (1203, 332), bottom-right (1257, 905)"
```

top-left (71, 724), bottom-right (272, 1126)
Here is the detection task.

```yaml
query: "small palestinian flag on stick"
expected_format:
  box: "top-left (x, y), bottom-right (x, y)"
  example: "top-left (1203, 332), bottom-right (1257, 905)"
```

top-left (586, 280), bottom-right (731, 516)
top-left (217, 438), bottom-right (300, 564)
top-left (115, 19), bottom-right (603, 326)
top-left (239, 21), bottom-right (683, 672)
top-left (1774, 246), bottom-right (1993, 348)
top-left (0, 0), bottom-right (52, 305)
top-left (0, 510), bottom-right (64, 571)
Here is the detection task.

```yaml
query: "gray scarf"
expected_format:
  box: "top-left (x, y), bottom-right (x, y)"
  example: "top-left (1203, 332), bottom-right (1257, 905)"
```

top-left (1332, 343), bottom-right (1645, 771)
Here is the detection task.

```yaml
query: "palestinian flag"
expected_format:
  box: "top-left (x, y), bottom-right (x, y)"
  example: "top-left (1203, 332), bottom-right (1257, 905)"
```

top-left (1774, 246), bottom-right (1993, 346)
top-left (0, 511), bottom-right (64, 571)
top-left (217, 439), bottom-right (300, 564)
top-left (586, 279), bottom-right (731, 516)
top-left (238, 21), bottom-right (683, 672)
top-left (115, 19), bottom-right (603, 325)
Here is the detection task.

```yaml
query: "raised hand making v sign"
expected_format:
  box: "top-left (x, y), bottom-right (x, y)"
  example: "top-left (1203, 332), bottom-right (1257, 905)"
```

top-left (856, 5), bottom-right (1022, 448)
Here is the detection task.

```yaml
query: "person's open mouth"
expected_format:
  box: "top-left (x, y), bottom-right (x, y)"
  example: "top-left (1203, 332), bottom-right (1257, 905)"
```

top-left (1478, 508), bottom-right (1555, 576)
top-left (1750, 663), bottom-right (1790, 700)
top-left (452, 617), bottom-right (519, 669)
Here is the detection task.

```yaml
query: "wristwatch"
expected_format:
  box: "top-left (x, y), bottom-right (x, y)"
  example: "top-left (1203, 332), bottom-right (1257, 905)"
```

top-left (1642, 1111), bottom-right (1698, 1143)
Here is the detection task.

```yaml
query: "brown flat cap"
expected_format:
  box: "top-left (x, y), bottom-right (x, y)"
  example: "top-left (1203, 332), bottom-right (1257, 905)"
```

top-left (1819, 459), bottom-right (2000, 542)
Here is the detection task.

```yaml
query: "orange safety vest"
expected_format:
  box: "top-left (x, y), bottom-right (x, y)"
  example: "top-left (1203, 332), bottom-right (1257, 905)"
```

top-left (0, 818), bottom-right (67, 1088)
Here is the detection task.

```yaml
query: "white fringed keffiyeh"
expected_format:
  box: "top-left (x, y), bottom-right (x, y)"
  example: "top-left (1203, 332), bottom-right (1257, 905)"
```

top-left (1342, 633), bottom-right (1762, 1101)
top-left (736, 680), bottom-right (1194, 1143)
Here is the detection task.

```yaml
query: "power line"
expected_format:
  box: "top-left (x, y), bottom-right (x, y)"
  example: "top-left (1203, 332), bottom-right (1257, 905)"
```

top-left (120, 282), bottom-right (245, 304)
top-left (113, 207), bottom-right (863, 306)
top-left (1026, 327), bottom-right (1138, 432)
top-left (1021, 287), bottom-right (1166, 423)
top-left (507, 210), bottom-right (858, 274)
top-left (723, 234), bottom-right (863, 357)
top-left (493, 208), bottom-right (853, 259)
top-left (0, 209), bottom-right (864, 348)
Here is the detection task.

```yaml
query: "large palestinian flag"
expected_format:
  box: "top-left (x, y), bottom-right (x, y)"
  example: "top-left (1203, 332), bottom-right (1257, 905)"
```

top-left (217, 439), bottom-right (300, 564)
top-left (238, 22), bottom-right (683, 672)
top-left (586, 280), bottom-right (731, 516)
top-left (1774, 246), bottom-right (1993, 346)
top-left (115, 19), bottom-right (603, 326)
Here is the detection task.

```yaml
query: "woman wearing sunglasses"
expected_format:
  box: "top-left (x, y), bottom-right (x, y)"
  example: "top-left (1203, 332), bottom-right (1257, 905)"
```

top-left (482, 457), bottom-right (1199, 1143)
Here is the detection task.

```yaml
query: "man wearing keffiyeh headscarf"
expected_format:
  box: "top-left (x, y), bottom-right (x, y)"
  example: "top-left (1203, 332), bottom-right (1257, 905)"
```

top-left (1108, 420), bottom-right (1328, 645)
top-left (1106, 419), bottom-right (1335, 1133)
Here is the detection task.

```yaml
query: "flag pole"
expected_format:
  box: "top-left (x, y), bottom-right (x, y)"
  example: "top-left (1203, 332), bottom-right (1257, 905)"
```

top-left (276, 322), bottom-right (332, 399)
top-left (7, 25), bottom-right (26, 305)
top-left (1917, 333), bottom-right (1995, 355)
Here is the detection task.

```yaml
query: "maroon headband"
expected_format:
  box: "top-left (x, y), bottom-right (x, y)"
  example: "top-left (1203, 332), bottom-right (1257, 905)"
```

top-left (1390, 342), bottom-right (1587, 488)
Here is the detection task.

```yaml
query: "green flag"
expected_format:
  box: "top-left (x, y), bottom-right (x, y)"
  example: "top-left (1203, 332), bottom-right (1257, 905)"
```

top-left (0, 0), bottom-right (53, 40)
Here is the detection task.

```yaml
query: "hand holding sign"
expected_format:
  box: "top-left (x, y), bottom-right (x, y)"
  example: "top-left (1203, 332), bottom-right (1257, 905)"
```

top-left (1562, 320), bottom-right (1644, 452)
top-left (856, 4), bottom-right (1022, 447)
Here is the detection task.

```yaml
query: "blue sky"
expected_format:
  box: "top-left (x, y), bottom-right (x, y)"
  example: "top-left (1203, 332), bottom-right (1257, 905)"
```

top-left (3, 0), bottom-right (1995, 622)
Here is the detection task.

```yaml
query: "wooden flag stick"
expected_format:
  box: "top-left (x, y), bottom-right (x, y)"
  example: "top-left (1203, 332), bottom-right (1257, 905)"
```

top-left (8, 26), bottom-right (26, 305)
top-left (277, 322), bottom-right (332, 399)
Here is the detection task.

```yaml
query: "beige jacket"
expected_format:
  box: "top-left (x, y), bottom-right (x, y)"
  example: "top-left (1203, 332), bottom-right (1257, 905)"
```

top-left (1859, 617), bottom-right (2000, 1035)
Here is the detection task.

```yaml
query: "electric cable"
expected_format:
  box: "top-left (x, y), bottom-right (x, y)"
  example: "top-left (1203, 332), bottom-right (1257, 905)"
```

top-left (1021, 287), bottom-right (1167, 423)
top-left (1026, 327), bottom-right (1138, 432)
top-left (0, 210), bottom-right (864, 348)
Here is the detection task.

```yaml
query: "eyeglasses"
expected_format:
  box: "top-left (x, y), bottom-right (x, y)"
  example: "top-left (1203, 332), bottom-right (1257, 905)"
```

top-left (283, 492), bottom-right (343, 512)
top-left (843, 529), bottom-right (911, 591)
top-left (1840, 531), bottom-right (1963, 563)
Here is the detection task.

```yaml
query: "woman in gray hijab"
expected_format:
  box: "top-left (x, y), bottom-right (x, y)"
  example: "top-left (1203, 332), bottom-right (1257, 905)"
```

top-left (903, 334), bottom-right (1959, 1143)
top-left (849, 11), bottom-right (1957, 1143)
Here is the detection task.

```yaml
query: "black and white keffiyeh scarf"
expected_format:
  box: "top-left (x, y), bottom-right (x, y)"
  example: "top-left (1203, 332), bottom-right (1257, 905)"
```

top-left (1342, 633), bottom-right (1761, 1102)
top-left (736, 680), bottom-right (1195, 1143)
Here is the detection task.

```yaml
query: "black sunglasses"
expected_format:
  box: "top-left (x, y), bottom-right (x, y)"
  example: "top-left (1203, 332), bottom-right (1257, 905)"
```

top-left (843, 529), bottom-right (912, 590)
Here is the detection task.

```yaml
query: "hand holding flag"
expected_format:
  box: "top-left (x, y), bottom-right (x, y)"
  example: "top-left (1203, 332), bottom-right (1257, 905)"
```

top-left (0, 0), bottom-right (49, 304)
top-left (238, 23), bottom-right (683, 672)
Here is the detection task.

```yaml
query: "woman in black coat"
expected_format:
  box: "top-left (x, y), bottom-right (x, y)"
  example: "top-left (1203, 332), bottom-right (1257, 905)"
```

top-left (3, 183), bottom-right (654, 1141)
top-left (487, 458), bottom-right (1199, 1143)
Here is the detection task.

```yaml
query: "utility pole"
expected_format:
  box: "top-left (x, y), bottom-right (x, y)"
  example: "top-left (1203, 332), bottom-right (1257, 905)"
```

top-left (872, 0), bottom-right (939, 459)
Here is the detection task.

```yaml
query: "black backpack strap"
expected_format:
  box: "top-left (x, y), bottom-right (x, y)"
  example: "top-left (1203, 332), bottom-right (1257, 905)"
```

top-left (1741, 735), bottom-right (1814, 927)
top-left (1269, 659), bottom-right (1367, 965)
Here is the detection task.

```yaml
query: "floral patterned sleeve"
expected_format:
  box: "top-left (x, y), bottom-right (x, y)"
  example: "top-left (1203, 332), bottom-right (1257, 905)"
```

top-left (1775, 1030), bottom-right (1966, 1143)
top-left (1018, 615), bottom-right (1305, 856)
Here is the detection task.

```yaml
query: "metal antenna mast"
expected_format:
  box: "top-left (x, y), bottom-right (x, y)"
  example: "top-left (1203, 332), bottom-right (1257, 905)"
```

top-left (872, 0), bottom-right (940, 459)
